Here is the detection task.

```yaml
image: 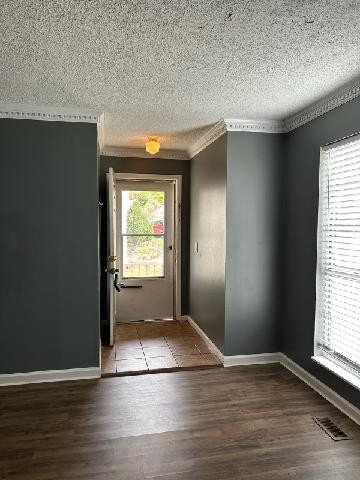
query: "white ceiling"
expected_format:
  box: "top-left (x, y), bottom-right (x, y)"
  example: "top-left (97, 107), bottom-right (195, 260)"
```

top-left (1, 1), bottom-right (360, 153)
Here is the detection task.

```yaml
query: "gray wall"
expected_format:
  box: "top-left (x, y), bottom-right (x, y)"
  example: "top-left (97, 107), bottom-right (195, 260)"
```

top-left (99, 155), bottom-right (191, 339)
top-left (189, 135), bottom-right (227, 352)
top-left (282, 97), bottom-right (360, 408)
top-left (225, 132), bottom-right (283, 356)
top-left (0, 119), bottom-right (99, 374)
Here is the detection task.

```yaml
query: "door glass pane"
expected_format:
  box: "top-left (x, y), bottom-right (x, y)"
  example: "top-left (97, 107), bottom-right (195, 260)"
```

top-left (122, 191), bottom-right (165, 234)
top-left (123, 235), bottom-right (164, 278)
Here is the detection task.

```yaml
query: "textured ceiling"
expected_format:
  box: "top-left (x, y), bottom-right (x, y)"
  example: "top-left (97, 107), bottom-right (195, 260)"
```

top-left (1, 0), bottom-right (360, 152)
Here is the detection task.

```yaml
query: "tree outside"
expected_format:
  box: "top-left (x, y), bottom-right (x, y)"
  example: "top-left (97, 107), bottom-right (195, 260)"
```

top-left (124, 191), bottom-right (165, 276)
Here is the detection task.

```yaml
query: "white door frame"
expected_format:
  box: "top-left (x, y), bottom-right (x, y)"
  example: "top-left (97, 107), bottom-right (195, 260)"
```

top-left (114, 173), bottom-right (182, 320)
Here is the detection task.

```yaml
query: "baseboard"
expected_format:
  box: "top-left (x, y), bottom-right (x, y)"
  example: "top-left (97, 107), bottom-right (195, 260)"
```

top-left (224, 352), bottom-right (282, 367)
top-left (279, 354), bottom-right (360, 426)
top-left (180, 315), bottom-right (224, 361)
top-left (0, 367), bottom-right (101, 386)
top-left (179, 319), bottom-right (360, 425)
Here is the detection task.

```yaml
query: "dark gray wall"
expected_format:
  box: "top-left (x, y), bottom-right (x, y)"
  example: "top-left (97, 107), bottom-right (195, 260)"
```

top-left (0, 119), bottom-right (99, 374)
top-left (225, 132), bottom-right (283, 356)
top-left (189, 135), bottom-right (227, 352)
top-left (282, 97), bottom-right (360, 408)
top-left (99, 155), bottom-right (190, 336)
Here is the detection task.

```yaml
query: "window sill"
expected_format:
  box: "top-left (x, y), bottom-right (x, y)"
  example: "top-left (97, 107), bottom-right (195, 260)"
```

top-left (312, 356), bottom-right (360, 391)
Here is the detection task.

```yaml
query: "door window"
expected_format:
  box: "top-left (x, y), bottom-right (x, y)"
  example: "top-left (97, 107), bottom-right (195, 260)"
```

top-left (121, 190), bottom-right (165, 278)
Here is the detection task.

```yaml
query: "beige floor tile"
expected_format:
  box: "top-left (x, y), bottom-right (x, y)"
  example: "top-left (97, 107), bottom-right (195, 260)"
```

top-left (140, 338), bottom-right (168, 348)
top-left (115, 324), bottom-right (138, 334)
top-left (142, 346), bottom-right (174, 358)
top-left (116, 358), bottom-right (149, 374)
top-left (101, 358), bottom-right (117, 374)
top-left (115, 348), bottom-right (145, 360)
top-left (194, 341), bottom-right (213, 353)
top-left (101, 346), bottom-right (116, 360)
top-left (115, 338), bottom-right (143, 349)
top-left (200, 353), bottom-right (222, 366)
top-left (166, 333), bottom-right (200, 343)
top-left (168, 344), bottom-right (200, 355)
top-left (137, 330), bottom-right (162, 340)
top-left (174, 353), bottom-right (221, 368)
top-left (146, 356), bottom-right (178, 371)
top-left (160, 327), bottom-right (183, 335)
top-left (115, 331), bottom-right (139, 341)
top-left (101, 320), bottom-right (223, 376)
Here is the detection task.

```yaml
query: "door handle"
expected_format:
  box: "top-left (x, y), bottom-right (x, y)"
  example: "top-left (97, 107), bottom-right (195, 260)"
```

top-left (114, 273), bottom-right (121, 292)
top-left (120, 283), bottom-right (143, 289)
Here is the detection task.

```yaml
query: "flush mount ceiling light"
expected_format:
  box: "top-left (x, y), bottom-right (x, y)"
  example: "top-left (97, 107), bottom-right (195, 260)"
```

top-left (145, 137), bottom-right (160, 155)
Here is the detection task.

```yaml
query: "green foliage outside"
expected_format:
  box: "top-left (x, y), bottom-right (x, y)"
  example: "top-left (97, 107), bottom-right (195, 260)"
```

top-left (127, 200), bottom-right (152, 234)
top-left (126, 191), bottom-right (164, 262)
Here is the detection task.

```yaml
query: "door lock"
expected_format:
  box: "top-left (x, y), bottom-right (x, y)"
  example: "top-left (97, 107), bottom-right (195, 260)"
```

top-left (106, 267), bottom-right (119, 274)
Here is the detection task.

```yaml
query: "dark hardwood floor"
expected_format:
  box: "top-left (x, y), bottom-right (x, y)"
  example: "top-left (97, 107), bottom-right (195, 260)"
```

top-left (0, 365), bottom-right (359, 479)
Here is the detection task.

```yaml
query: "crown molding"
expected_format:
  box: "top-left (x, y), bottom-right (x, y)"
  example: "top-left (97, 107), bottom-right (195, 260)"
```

top-left (0, 103), bottom-right (101, 123)
top-left (188, 120), bottom-right (227, 159)
top-left (101, 146), bottom-right (190, 161)
top-left (187, 118), bottom-right (285, 159)
top-left (224, 118), bottom-right (285, 133)
top-left (284, 78), bottom-right (360, 132)
top-left (3, 77), bottom-right (360, 158)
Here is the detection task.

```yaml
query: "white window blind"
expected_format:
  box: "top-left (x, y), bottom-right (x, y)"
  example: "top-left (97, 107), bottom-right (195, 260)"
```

top-left (315, 134), bottom-right (360, 382)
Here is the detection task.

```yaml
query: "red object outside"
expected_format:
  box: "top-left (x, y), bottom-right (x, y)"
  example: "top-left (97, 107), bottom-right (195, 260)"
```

top-left (152, 225), bottom-right (164, 234)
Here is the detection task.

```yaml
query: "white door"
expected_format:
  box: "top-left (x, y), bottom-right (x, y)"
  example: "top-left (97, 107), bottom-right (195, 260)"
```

top-left (106, 167), bottom-right (117, 345)
top-left (116, 180), bottom-right (175, 322)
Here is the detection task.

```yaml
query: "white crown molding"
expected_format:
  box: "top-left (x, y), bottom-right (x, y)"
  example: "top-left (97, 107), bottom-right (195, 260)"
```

top-left (284, 79), bottom-right (360, 132)
top-left (0, 103), bottom-right (101, 123)
top-left (0, 367), bottom-right (101, 386)
top-left (101, 146), bottom-right (190, 161)
top-left (186, 78), bottom-right (360, 154)
top-left (224, 118), bottom-right (285, 133)
top-left (187, 118), bottom-right (285, 160)
top-left (188, 120), bottom-right (227, 159)
top-left (3, 77), bottom-right (360, 158)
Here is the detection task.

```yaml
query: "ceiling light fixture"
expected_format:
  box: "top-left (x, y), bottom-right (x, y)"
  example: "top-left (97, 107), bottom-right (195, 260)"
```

top-left (145, 137), bottom-right (160, 155)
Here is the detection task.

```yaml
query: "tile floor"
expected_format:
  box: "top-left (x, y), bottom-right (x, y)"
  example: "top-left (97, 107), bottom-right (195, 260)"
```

top-left (101, 320), bottom-right (223, 376)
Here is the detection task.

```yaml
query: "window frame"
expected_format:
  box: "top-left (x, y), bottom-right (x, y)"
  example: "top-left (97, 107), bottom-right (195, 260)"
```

top-left (120, 189), bottom-right (167, 280)
top-left (313, 134), bottom-right (360, 390)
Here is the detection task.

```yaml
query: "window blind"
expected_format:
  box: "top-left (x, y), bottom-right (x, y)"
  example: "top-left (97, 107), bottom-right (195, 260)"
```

top-left (315, 134), bottom-right (360, 380)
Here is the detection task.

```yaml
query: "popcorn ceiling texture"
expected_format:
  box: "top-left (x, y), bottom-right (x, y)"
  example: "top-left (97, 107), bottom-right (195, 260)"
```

top-left (1, 0), bottom-right (360, 151)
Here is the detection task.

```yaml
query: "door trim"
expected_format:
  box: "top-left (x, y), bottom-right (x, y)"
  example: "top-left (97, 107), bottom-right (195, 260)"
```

top-left (114, 173), bottom-right (182, 320)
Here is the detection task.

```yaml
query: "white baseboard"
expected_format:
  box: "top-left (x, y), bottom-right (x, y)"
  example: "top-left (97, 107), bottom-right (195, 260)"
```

top-left (0, 367), bottom-right (101, 386)
top-left (279, 354), bottom-right (360, 426)
top-left (224, 352), bottom-right (282, 367)
top-left (180, 315), bottom-right (224, 361)
top-left (180, 317), bottom-right (360, 425)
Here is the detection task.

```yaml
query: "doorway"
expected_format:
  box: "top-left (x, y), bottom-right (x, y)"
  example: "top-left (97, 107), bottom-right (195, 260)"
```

top-left (115, 179), bottom-right (175, 322)
top-left (102, 171), bottom-right (223, 376)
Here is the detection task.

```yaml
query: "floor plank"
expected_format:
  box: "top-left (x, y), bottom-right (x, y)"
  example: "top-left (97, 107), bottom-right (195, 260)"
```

top-left (0, 365), bottom-right (359, 479)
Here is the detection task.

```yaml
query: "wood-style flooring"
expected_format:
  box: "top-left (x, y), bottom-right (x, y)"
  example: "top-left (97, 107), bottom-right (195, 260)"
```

top-left (101, 320), bottom-right (222, 376)
top-left (0, 365), bottom-right (359, 479)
